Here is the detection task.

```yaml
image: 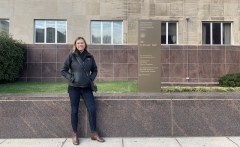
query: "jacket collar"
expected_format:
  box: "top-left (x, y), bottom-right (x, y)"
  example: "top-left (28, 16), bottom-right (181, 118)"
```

top-left (74, 50), bottom-right (92, 57)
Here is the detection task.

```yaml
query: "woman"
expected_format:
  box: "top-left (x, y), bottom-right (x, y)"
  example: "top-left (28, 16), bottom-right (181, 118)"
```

top-left (61, 37), bottom-right (105, 145)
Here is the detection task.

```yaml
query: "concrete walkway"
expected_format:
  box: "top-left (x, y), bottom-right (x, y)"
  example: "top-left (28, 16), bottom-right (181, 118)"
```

top-left (1, 137), bottom-right (240, 147)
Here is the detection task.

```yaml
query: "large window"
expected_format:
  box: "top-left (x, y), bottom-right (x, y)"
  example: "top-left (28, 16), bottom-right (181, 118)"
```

top-left (202, 22), bottom-right (231, 45)
top-left (91, 21), bottom-right (123, 44)
top-left (0, 19), bottom-right (9, 34)
top-left (34, 20), bottom-right (67, 43)
top-left (161, 22), bottom-right (177, 44)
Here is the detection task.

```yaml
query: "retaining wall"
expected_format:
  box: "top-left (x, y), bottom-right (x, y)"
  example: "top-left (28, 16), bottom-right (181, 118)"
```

top-left (1, 93), bottom-right (240, 138)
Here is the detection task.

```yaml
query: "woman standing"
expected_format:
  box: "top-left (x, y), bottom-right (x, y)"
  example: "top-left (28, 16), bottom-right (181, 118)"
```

top-left (61, 37), bottom-right (105, 145)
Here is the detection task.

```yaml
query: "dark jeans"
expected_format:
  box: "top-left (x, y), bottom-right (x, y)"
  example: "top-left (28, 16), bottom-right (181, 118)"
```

top-left (68, 87), bottom-right (96, 133)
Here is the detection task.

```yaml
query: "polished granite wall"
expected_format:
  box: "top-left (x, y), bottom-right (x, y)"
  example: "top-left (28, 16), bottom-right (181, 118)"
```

top-left (1, 93), bottom-right (240, 138)
top-left (19, 44), bottom-right (240, 85)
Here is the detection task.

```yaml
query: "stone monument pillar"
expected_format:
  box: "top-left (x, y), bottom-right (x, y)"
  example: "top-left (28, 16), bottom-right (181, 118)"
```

top-left (138, 20), bottom-right (161, 92)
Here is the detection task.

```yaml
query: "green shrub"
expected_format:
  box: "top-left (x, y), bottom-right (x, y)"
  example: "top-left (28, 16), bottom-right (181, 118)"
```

top-left (0, 32), bottom-right (25, 83)
top-left (218, 73), bottom-right (240, 87)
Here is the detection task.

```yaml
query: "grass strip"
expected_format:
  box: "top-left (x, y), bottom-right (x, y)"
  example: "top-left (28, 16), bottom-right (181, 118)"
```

top-left (1, 81), bottom-right (240, 94)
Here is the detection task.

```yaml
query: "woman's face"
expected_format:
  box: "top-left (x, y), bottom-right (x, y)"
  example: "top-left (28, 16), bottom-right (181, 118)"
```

top-left (76, 39), bottom-right (85, 52)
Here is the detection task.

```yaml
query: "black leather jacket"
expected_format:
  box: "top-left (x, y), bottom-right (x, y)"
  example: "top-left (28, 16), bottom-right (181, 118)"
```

top-left (61, 51), bottom-right (97, 88)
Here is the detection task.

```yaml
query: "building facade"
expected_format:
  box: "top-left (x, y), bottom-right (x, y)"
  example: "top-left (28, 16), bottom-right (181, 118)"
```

top-left (1, 0), bottom-right (240, 85)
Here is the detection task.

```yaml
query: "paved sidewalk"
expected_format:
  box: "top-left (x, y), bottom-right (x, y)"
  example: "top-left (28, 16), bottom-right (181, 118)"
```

top-left (1, 137), bottom-right (240, 147)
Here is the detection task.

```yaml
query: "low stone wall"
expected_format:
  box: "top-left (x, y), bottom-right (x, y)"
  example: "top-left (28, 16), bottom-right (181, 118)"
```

top-left (1, 93), bottom-right (240, 138)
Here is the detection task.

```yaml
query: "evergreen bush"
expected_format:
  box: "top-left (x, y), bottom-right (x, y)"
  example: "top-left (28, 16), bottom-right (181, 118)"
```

top-left (218, 73), bottom-right (240, 87)
top-left (0, 32), bottom-right (25, 83)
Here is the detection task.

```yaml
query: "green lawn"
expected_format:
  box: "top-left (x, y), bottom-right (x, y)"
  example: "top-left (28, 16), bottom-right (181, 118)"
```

top-left (0, 81), bottom-right (138, 94)
top-left (0, 81), bottom-right (240, 94)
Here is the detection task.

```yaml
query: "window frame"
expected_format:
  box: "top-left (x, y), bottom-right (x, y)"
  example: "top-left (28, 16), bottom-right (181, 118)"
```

top-left (90, 20), bottom-right (123, 45)
top-left (161, 21), bottom-right (178, 45)
top-left (202, 21), bottom-right (232, 45)
top-left (34, 20), bottom-right (67, 44)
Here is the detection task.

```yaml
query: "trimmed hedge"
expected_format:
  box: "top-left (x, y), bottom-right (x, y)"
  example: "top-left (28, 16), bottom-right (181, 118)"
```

top-left (0, 32), bottom-right (25, 83)
top-left (218, 73), bottom-right (240, 87)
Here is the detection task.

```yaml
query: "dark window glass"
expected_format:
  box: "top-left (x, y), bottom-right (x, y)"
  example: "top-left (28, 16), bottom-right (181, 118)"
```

top-left (161, 22), bottom-right (177, 44)
top-left (35, 20), bottom-right (45, 43)
top-left (202, 22), bottom-right (231, 45)
top-left (212, 23), bottom-right (221, 44)
top-left (202, 23), bottom-right (210, 44)
top-left (46, 21), bottom-right (55, 43)
top-left (168, 23), bottom-right (177, 44)
top-left (57, 21), bottom-right (66, 43)
top-left (161, 23), bottom-right (166, 44)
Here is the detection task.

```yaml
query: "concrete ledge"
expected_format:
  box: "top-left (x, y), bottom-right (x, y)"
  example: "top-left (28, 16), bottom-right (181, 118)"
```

top-left (1, 93), bottom-right (240, 138)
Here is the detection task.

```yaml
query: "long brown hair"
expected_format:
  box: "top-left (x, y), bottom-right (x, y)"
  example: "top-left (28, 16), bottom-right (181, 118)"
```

top-left (71, 37), bottom-right (88, 53)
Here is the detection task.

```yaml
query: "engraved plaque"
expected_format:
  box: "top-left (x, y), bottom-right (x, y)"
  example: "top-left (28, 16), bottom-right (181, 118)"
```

top-left (138, 20), bottom-right (161, 92)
